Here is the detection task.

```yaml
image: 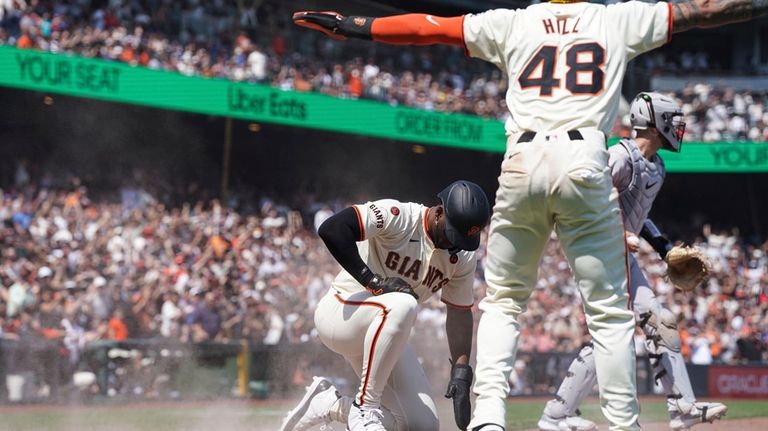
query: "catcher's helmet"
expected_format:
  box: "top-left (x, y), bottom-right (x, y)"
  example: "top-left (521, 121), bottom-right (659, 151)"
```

top-left (629, 92), bottom-right (686, 152)
top-left (437, 180), bottom-right (491, 252)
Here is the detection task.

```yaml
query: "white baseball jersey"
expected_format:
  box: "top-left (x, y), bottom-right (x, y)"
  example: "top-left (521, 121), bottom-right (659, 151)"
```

top-left (463, 1), bottom-right (672, 135)
top-left (330, 199), bottom-right (476, 309)
top-left (465, 2), bottom-right (671, 429)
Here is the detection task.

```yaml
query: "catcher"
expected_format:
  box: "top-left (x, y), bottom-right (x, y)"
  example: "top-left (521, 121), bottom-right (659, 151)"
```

top-left (538, 93), bottom-right (726, 431)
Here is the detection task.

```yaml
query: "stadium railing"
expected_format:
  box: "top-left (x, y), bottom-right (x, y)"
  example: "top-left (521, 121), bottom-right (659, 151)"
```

top-left (9, 337), bottom-right (761, 403)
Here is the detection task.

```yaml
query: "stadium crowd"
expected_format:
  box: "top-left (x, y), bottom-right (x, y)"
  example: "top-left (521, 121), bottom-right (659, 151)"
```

top-left (1, 177), bottom-right (766, 374)
top-left (0, 0), bottom-right (767, 402)
top-left (2, 0), bottom-right (768, 141)
top-left (0, 181), bottom-right (336, 355)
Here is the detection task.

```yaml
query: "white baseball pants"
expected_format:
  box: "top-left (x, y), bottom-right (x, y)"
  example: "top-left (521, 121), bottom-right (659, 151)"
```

top-left (314, 289), bottom-right (439, 431)
top-left (469, 130), bottom-right (640, 431)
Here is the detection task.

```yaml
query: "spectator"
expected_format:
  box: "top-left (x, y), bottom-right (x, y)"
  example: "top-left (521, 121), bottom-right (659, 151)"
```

top-left (108, 309), bottom-right (128, 341)
top-left (689, 327), bottom-right (714, 365)
top-left (184, 292), bottom-right (221, 342)
top-left (0, 174), bottom-right (764, 397)
top-left (160, 291), bottom-right (183, 338)
top-left (313, 206), bottom-right (333, 233)
top-left (2, 1), bottom-right (767, 141)
top-left (736, 330), bottom-right (765, 362)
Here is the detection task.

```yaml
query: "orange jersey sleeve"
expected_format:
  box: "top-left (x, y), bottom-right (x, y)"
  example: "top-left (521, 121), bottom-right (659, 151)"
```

top-left (371, 14), bottom-right (465, 47)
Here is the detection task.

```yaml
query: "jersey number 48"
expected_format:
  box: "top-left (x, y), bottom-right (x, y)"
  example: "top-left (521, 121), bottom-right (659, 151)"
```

top-left (518, 42), bottom-right (605, 96)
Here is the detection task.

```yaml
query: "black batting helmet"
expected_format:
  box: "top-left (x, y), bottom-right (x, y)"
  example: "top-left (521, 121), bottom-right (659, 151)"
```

top-left (437, 180), bottom-right (491, 252)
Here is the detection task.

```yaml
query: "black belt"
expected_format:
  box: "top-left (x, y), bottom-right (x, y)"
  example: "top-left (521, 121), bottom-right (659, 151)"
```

top-left (517, 130), bottom-right (583, 143)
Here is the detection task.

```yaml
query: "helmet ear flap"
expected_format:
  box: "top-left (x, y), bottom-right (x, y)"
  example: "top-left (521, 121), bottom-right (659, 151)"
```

top-left (630, 93), bottom-right (654, 130)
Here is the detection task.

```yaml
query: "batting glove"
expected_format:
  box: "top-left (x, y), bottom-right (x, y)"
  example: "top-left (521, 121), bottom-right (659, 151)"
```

top-left (292, 11), bottom-right (373, 41)
top-left (445, 363), bottom-right (473, 430)
top-left (367, 274), bottom-right (419, 300)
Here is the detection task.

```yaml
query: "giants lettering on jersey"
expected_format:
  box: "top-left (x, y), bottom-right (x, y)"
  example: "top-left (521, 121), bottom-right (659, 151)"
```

top-left (369, 203), bottom-right (384, 229)
top-left (542, 17), bottom-right (580, 35)
top-left (385, 251), bottom-right (451, 293)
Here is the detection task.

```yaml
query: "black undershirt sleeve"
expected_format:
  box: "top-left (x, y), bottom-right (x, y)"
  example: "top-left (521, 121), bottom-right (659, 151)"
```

top-left (317, 207), bottom-right (375, 287)
top-left (639, 218), bottom-right (673, 259)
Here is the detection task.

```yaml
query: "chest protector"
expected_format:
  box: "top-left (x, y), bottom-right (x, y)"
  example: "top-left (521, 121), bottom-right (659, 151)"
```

top-left (617, 139), bottom-right (666, 234)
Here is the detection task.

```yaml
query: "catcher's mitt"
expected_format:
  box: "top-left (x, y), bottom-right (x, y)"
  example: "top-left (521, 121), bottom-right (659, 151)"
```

top-left (665, 245), bottom-right (711, 292)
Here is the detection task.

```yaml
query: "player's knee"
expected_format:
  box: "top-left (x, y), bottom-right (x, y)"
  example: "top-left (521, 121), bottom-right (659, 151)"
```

top-left (657, 308), bottom-right (681, 350)
top-left (632, 286), bottom-right (657, 315)
top-left (639, 307), bottom-right (681, 352)
top-left (393, 291), bottom-right (418, 311)
top-left (387, 293), bottom-right (418, 323)
top-left (570, 255), bottom-right (609, 287)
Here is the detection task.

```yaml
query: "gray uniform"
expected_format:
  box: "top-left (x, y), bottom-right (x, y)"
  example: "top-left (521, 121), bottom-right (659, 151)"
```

top-left (611, 139), bottom-right (670, 311)
top-left (612, 138), bottom-right (665, 235)
top-left (543, 139), bottom-right (699, 421)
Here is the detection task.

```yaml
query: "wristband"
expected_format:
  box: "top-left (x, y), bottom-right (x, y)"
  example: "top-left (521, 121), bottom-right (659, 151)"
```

top-left (341, 16), bottom-right (374, 40)
top-left (359, 267), bottom-right (376, 287)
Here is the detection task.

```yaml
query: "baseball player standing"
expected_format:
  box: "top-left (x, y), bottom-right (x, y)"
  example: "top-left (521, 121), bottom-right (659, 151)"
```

top-left (278, 181), bottom-right (491, 431)
top-left (537, 93), bottom-right (727, 431)
top-left (292, 2), bottom-right (766, 430)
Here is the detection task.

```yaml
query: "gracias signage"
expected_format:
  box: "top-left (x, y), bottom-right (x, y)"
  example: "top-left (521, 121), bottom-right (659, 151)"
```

top-left (708, 365), bottom-right (768, 398)
top-left (1, 46), bottom-right (766, 172)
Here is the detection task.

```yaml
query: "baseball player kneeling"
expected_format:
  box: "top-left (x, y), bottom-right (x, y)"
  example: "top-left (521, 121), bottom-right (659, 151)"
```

top-left (538, 93), bottom-right (726, 431)
top-left (279, 180), bottom-right (491, 431)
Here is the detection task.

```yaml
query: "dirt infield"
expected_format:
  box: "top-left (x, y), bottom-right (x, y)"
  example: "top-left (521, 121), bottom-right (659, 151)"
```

top-left (532, 418), bottom-right (768, 431)
top-left (0, 398), bottom-right (765, 430)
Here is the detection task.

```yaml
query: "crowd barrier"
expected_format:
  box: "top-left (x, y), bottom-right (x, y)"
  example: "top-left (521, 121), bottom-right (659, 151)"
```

top-left (0, 338), bottom-right (764, 403)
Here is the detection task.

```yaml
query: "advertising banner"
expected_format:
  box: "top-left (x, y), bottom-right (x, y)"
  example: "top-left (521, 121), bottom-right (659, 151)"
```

top-left (708, 365), bottom-right (768, 398)
top-left (2, 46), bottom-right (767, 172)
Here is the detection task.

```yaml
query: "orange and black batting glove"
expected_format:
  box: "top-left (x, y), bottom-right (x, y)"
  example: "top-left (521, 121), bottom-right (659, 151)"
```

top-left (292, 11), bottom-right (373, 41)
top-left (366, 274), bottom-right (419, 300)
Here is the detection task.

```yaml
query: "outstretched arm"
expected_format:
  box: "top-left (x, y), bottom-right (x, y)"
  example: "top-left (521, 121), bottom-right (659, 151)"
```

top-left (293, 11), bottom-right (465, 46)
top-left (671, 0), bottom-right (768, 33)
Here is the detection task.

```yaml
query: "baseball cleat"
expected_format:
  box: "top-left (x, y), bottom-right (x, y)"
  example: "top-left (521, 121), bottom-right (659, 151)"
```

top-left (538, 412), bottom-right (597, 431)
top-left (669, 402), bottom-right (727, 430)
top-left (279, 376), bottom-right (339, 431)
top-left (472, 424), bottom-right (506, 431)
top-left (347, 402), bottom-right (386, 431)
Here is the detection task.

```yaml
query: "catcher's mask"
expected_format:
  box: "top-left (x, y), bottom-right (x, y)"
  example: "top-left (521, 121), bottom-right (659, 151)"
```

top-left (437, 180), bottom-right (490, 252)
top-left (630, 92), bottom-right (686, 152)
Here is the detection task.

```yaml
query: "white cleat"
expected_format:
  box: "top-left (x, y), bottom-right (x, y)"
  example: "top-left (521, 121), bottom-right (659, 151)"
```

top-left (347, 402), bottom-right (386, 431)
top-left (279, 376), bottom-right (339, 431)
top-left (669, 402), bottom-right (728, 430)
top-left (472, 425), bottom-right (506, 431)
top-left (538, 412), bottom-right (597, 431)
